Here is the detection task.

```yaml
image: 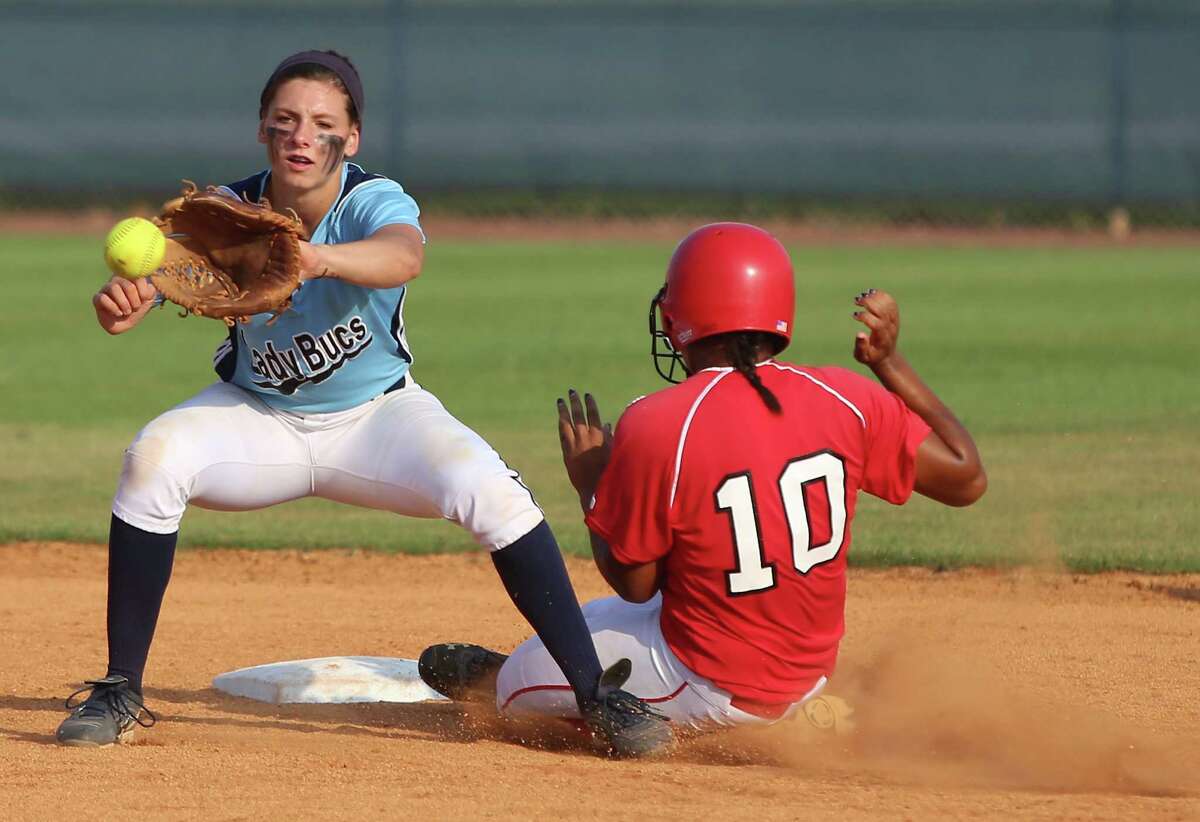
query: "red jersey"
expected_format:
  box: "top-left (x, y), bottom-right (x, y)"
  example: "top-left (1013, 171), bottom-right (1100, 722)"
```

top-left (584, 361), bottom-right (930, 704)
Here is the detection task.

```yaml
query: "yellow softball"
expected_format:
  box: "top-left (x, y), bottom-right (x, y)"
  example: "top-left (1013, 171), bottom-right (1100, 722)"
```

top-left (104, 217), bottom-right (166, 279)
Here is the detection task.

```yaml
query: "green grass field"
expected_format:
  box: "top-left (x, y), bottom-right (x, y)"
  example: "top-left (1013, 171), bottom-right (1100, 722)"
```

top-left (2, 233), bottom-right (1197, 571)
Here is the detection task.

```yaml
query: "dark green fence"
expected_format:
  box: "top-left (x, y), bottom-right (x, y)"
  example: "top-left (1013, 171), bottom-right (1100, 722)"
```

top-left (1, 0), bottom-right (1197, 206)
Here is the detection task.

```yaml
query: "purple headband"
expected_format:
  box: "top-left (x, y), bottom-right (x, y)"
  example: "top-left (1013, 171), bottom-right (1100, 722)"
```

top-left (263, 50), bottom-right (364, 121)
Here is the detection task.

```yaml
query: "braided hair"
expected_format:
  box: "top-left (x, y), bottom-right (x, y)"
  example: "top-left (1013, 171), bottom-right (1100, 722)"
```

top-left (723, 331), bottom-right (782, 414)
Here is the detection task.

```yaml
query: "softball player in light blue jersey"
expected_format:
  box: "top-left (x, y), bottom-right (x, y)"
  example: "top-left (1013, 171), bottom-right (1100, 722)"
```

top-left (63, 49), bottom-right (670, 758)
top-left (213, 162), bottom-right (420, 412)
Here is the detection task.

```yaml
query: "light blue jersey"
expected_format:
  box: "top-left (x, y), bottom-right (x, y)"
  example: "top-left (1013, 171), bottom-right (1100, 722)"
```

top-left (212, 163), bottom-right (424, 413)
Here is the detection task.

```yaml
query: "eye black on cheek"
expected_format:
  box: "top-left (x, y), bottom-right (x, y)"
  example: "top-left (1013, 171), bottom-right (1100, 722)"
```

top-left (316, 133), bottom-right (347, 173)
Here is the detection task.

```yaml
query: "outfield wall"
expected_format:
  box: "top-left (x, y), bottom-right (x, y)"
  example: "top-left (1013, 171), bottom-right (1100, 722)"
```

top-left (1, 0), bottom-right (1197, 204)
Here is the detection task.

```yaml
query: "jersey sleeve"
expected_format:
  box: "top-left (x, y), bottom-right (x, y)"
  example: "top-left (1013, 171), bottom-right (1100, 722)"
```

top-left (339, 179), bottom-right (425, 243)
top-left (816, 366), bottom-right (931, 505)
top-left (584, 398), bottom-right (678, 566)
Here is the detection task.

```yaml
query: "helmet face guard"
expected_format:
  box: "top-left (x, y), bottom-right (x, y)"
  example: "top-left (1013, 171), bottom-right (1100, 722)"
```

top-left (649, 286), bottom-right (688, 384)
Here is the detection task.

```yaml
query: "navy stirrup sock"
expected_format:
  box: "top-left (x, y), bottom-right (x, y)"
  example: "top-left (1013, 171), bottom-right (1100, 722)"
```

top-left (491, 520), bottom-right (603, 707)
top-left (105, 514), bottom-right (177, 694)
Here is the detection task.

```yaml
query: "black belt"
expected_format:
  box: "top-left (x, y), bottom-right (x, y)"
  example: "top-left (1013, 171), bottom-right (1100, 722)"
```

top-left (383, 374), bottom-right (408, 394)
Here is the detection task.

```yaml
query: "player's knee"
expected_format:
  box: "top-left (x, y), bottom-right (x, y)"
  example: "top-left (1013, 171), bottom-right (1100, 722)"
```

top-left (113, 425), bottom-right (193, 533)
top-left (493, 651), bottom-right (521, 714)
top-left (446, 469), bottom-right (544, 550)
top-left (494, 638), bottom-right (579, 719)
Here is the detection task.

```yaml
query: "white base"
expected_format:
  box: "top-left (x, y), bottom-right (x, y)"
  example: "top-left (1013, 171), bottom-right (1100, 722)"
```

top-left (212, 656), bottom-right (447, 705)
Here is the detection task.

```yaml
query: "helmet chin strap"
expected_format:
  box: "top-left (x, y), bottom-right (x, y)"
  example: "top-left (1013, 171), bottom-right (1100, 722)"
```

top-left (649, 286), bottom-right (689, 384)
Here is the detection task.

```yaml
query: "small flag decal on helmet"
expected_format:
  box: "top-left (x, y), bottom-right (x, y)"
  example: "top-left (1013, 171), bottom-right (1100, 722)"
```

top-left (776, 320), bottom-right (788, 333)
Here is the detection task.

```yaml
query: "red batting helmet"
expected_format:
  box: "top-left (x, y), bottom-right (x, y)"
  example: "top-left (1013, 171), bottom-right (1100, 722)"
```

top-left (650, 222), bottom-right (795, 383)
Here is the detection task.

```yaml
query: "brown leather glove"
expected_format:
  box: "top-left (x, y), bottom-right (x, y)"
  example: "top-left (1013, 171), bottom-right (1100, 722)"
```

top-left (150, 182), bottom-right (305, 326)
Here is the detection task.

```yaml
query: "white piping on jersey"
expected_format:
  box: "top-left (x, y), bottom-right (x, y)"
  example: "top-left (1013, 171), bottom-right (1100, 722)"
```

top-left (695, 359), bottom-right (773, 373)
top-left (390, 284), bottom-right (410, 357)
top-left (212, 339), bottom-right (233, 367)
top-left (669, 368), bottom-right (734, 509)
top-left (765, 361), bottom-right (866, 428)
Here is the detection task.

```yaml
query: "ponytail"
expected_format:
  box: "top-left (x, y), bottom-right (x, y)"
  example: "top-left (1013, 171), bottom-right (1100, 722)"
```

top-left (725, 332), bottom-right (782, 414)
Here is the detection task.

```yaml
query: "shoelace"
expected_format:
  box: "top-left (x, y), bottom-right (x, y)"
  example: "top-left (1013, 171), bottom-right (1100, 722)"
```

top-left (64, 680), bottom-right (157, 729)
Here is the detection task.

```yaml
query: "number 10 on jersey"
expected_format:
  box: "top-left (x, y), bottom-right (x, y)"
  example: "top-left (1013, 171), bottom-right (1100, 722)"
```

top-left (715, 451), bottom-right (848, 595)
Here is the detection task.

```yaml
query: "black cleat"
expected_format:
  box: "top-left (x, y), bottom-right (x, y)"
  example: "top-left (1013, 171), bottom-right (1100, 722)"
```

top-left (56, 675), bottom-right (156, 747)
top-left (580, 659), bottom-right (673, 759)
top-left (418, 643), bottom-right (508, 702)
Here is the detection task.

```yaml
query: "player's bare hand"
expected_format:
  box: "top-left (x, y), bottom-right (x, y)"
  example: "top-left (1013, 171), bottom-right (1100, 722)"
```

top-left (93, 275), bottom-right (159, 335)
top-left (557, 389), bottom-right (612, 505)
top-left (852, 288), bottom-right (900, 367)
top-left (298, 241), bottom-right (331, 281)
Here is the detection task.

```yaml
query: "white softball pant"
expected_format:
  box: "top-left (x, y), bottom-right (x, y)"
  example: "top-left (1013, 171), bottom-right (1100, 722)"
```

top-left (111, 378), bottom-right (545, 550)
top-left (496, 593), bottom-right (827, 731)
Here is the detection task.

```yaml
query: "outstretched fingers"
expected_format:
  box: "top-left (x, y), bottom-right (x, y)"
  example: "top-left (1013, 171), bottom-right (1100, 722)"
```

top-left (557, 396), bottom-right (576, 451)
top-left (583, 392), bottom-right (605, 431)
top-left (568, 388), bottom-right (586, 430)
top-left (558, 389), bottom-right (608, 454)
top-left (557, 388), bottom-right (613, 500)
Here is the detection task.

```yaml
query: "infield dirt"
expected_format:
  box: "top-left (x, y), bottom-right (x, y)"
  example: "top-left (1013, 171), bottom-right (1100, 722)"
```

top-left (0, 543), bottom-right (1196, 820)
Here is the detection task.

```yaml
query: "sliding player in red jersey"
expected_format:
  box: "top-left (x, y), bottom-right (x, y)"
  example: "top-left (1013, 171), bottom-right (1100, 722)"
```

top-left (419, 223), bottom-right (986, 740)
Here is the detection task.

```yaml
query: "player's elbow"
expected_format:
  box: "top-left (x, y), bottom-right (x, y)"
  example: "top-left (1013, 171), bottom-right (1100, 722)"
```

top-left (603, 572), bottom-right (649, 603)
top-left (617, 585), bottom-right (658, 604)
top-left (374, 228), bottom-right (424, 286)
top-left (397, 250), bottom-right (422, 281)
top-left (378, 252), bottom-right (421, 287)
top-left (916, 457), bottom-right (987, 507)
top-left (600, 562), bottom-right (661, 604)
top-left (946, 464), bottom-right (987, 507)
top-left (966, 466), bottom-right (988, 504)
